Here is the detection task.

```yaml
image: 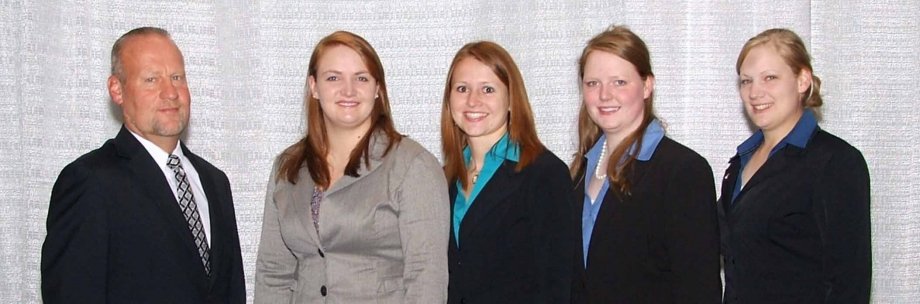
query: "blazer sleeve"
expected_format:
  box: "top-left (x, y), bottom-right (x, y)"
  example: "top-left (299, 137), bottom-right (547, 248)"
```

top-left (212, 169), bottom-right (246, 303)
top-left (530, 157), bottom-right (576, 304)
top-left (41, 161), bottom-right (108, 303)
top-left (253, 160), bottom-right (298, 304)
top-left (395, 150), bottom-right (450, 304)
top-left (663, 155), bottom-right (722, 303)
top-left (815, 147), bottom-right (871, 303)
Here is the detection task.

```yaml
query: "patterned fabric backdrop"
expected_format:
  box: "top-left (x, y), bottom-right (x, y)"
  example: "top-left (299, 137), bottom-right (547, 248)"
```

top-left (2, 1), bottom-right (917, 303)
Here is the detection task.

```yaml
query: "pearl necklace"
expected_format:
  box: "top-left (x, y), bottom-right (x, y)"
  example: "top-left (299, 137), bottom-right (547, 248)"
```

top-left (594, 139), bottom-right (608, 180)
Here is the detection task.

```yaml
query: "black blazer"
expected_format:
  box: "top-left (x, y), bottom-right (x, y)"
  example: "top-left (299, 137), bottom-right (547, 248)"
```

top-left (447, 149), bottom-right (576, 304)
top-left (571, 136), bottom-right (722, 304)
top-left (41, 126), bottom-right (245, 303)
top-left (718, 128), bottom-right (871, 304)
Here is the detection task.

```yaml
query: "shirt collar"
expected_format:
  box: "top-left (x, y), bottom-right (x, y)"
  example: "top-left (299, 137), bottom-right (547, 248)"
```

top-left (463, 132), bottom-right (520, 164)
top-left (585, 118), bottom-right (665, 162)
top-left (736, 109), bottom-right (818, 156)
top-left (635, 119), bottom-right (665, 161)
top-left (128, 129), bottom-right (185, 168)
top-left (783, 109), bottom-right (817, 149)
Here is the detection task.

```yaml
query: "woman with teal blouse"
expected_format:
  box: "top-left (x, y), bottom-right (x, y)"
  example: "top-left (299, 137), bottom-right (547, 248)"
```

top-left (440, 41), bottom-right (575, 304)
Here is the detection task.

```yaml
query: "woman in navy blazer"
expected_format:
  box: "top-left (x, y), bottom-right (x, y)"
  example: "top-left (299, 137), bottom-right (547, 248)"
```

top-left (440, 41), bottom-right (576, 304)
top-left (569, 25), bottom-right (722, 303)
top-left (719, 28), bottom-right (871, 303)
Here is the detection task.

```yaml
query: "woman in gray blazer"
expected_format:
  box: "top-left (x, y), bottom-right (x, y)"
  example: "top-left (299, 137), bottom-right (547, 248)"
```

top-left (254, 31), bottom-right (450, 304)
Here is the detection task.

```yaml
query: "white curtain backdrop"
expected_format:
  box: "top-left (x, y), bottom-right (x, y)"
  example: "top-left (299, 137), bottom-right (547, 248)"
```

top-left (2, 1), bottom-right (917, 303)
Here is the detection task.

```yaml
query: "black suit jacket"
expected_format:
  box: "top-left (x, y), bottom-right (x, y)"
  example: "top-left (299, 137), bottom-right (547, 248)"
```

top-left (718, 128), bottom-right (871, 304)
top-left (447, 149), bottom-right (576, 304)
top-left (571, 137), bottom-right (722, 304)
top-left (41, 126), bottom-right (245, 303)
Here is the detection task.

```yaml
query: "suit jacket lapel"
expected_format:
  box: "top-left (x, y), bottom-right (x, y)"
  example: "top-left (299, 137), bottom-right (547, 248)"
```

top-left (299, 131), bottom-right (392, 247)
top-left (729, 145), bottom-right (805, 211)
top-left (182, 144), bottom-right (225, 286)
top-left (113, 127), bottom-right (207, 285)
top-left (324, 131), bottom-right (389, 195)
top-left (291, 168), bottom-right (324, 250)
top-left (459, 161), bottom-right (524, 241)
top-left (578, 158), bottom-right (650, 270)
top-left (594, 158), bottom-right (651, 224)
top-left (720, 156), bottom-right (740, 214)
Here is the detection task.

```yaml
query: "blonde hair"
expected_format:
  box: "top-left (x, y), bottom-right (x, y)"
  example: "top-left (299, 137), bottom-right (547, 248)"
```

top-left (737, 28), bottom-right (823, 116)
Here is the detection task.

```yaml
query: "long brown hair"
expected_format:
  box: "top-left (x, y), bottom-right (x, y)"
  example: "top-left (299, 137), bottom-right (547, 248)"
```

top-left (441, 41), bottom-right (544, 189)
top-left (570, 25), bottom-right (657, 196)
top-left (737, 28), bottom-right (822, 117)
top-left (277, 31), bottom-right (402, 188)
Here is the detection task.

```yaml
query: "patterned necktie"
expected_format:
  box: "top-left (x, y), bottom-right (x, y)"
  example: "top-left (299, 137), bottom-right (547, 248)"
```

top-left (166, 154), bottom-right (211, 276)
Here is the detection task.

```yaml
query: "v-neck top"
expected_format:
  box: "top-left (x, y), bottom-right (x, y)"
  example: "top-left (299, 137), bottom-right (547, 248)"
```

top-left (732, 110), bottom-right (817, 203)
top-left (453, 133), bottom-right (520, 245)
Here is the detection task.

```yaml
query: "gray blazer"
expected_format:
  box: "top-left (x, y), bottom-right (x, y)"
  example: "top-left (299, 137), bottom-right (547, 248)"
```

top-left (254, 133), bottom-right (450, 304)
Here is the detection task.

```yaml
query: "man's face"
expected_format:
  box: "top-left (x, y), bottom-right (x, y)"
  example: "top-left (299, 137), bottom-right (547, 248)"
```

top-left (108, 34), bottom-right (190, 150)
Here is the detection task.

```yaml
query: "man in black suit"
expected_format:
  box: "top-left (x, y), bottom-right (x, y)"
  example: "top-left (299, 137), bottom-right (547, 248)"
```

top-left (41, 27), bottom-right (245, 303)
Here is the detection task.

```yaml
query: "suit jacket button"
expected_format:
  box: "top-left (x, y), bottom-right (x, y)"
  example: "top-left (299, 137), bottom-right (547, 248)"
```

top-left (320, 285), bottom-right (327, 296)
top-left (317, 248), bottom-right (325, 258)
